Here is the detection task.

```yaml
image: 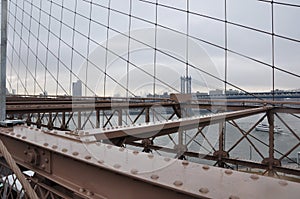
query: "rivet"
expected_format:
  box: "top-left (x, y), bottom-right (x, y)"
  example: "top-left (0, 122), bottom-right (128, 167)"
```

top-left (45, 158), bottom-right (49, 163)
top-left (72, 152), bottom-right (79, 156)
top-left (173, 180), bottom-right (183, 187)
top-left (86, 191), bottom-right (94, 196)
top-left (24, 150), bottom-right (27, 155)
top-left (52, 145), bottom-right (58, 150)
top-left (97, 160), bottom-right (104, 164)
top-left (133, 151), bottom-right (139, 155)
top-left (229, 195), bottom-right (240, 199)
top-left (41, 164), bottom-right (46, 169)
top-left (278, 180), bottom-right (288, 186)
top-left (250, 174), bottom-right (259, 180)
top-left (21, 136), bottom-right (27, 139)
top-left (53, 131), bottom-right (58, 134)
top-left (119, 148), bottom-right (125, 152)
top-left (10, 132), bottom-right (15, 136)
top-left (164, 157), bottom-right (171, 162)
top-left (62, 148), bottom-right (68, 153)
top-left (148, 154), bottom-right (154, 159)
top-left (131, 169), bottom-right (138, 175)
top-left (151, 174), bottom-right (159, 180)
top-left (199, 187), bottom-right (209, 194)
top-left (182, 160), bottom-right (189, 166)
top-left (35, 128), bottom-right (39, 131)
top-left (85, 155), bottom-right (92, 160)
top-left (225, 170), bottom-right (233, 175)
top-left (16, 134), bottom-right (21, 138)
top-left (202, 165), bottom-right (210, 170)
top-left (113, 164), bottom-right (121, 169)
top-left (43, 143), bottom-right (49, 147)
top-left (79, 188), bottom-right (85, 193)
top-left (107, 145), bottom-right (112, 149)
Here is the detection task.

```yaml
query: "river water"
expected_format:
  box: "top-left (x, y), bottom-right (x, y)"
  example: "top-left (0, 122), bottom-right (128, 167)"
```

top-left (61, 109), bottom-right (300, 165)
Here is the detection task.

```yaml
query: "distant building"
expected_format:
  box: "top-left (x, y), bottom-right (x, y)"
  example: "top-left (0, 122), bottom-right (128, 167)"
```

top-left (273, 89), bottom-right (284, 93)
top-left (209, 89), bottom-right (223, 96)
top-left (180, 76), bottom-right (192, 94)
top-left (225, 89), bottom-right (239, 95)
top-left (147, 92), bottom-right (169, 98)
top-left (180, 77), bottom-right (185, 94)
top-left (196, 91), bottom-right (208, 96)
top-left (72, 80), bottom-right (82, 97)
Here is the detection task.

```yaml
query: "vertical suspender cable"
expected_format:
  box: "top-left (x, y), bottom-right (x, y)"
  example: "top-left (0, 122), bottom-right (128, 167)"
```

top-left (126, 0), bottom-right (133, 98)
top-left (0, 0), bottom-right (8, 121)
top-left (185, 0), bottom-right (189, 93)
top-left (271, 0), bottom-right (275, 101)
top-left (56, 0), bottom-right (65, 96)
top-left (153, 0), bottom-right (158, 97)
top-left (86, 0), bottom-right (93, 96)
top-left (224, 0), bottom-right (228, 158)
top-left (104, 0), bottom-right (112, 97)
top-left (70, 0), bottom-right (78, 95)
top-left (44, 0), bottom-right (52, 96)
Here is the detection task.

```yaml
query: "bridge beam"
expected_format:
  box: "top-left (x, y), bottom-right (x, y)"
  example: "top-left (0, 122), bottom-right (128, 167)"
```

top-left (1, 126), bottom-right (299, 199)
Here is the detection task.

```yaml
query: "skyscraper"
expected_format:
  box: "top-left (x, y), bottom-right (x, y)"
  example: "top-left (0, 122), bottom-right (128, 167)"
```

top-left (72, 80), bottom-right (82, 96)
top-left (180, 76), bottom-right (192, 94)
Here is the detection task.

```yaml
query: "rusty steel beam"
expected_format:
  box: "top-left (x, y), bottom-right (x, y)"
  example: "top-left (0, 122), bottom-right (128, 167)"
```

top-left (1, 126), bottom-right (299, 199)
top-left (195, 99), bottom-right (300, 106)
top-left (83, 107), bottom-right (271, 143)
top-left (7, 98), bottom-right (300, 117)
top-left (6, 101), bottom-right (176, 114)
top-left (129, 142), bottom-right (300, 177)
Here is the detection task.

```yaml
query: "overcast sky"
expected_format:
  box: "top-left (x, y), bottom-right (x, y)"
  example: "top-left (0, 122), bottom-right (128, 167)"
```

top-left (4, 0), bottom-right (300, 96)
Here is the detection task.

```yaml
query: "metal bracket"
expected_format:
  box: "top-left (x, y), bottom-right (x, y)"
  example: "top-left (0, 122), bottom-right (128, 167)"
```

top-left (262, 158), bottom-right (281, 167)
top-left (213, 150), bottom-right (229, 158)
top-left (24, 146), bottom-right (52, 173)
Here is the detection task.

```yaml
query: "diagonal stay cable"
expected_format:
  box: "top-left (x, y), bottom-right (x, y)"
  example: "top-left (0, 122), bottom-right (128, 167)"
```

top-left (46, 0), bottom-right (180, 94)
top-left (7, 17), bottom-right (69, 95)
top-left (10, 0), bottom-right (95, 96)
top-left (138, 0), bottom-right (300, 80)
top-left (6, 38), bottom-right (43, 93)
top-left (258, 0), bottom-right (300, 8)
top-left (29, 0), bottom-right (176, 96)
top-left (6, 54), bottom-right (29, 94)
top-left (81, 0), bottom-right (290, 101)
